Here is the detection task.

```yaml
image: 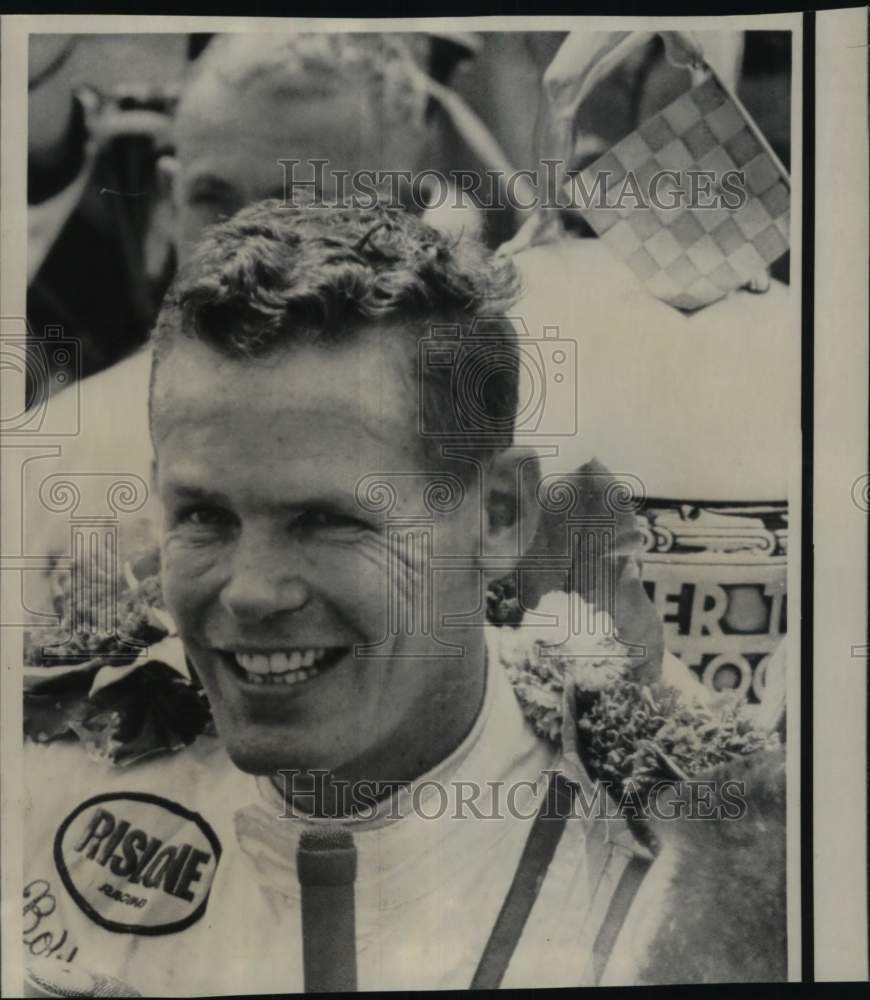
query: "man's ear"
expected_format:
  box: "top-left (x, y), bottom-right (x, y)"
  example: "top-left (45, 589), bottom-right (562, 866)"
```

top-left (482, 446), bottom-right (541, 575)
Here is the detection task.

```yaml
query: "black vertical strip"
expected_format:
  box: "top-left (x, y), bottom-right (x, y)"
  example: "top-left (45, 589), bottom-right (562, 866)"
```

top-left (800, 9), bottom-right (816, 986)
top-left (470, 772), bottom-right (573, 989)
top-left (865, 2), bottom-right (870, 984)
top-left (867, 93), bottom-right (870, 1000)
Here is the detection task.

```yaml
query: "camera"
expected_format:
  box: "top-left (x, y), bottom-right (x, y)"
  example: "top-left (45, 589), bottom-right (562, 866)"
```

top-left (418, 317), bottom-right (577, 440)
top-left (1, 319), bottom-right (80, 434)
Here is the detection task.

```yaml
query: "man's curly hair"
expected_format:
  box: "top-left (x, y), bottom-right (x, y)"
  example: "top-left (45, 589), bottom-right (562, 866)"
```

top-left (150, 196), bottom-right (523, 459)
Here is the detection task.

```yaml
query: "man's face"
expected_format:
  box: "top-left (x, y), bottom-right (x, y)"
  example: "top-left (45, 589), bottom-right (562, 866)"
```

top-left (171, 69), bottom-right (424, 260)
top-left (153, 331), bottom-right (487, 780)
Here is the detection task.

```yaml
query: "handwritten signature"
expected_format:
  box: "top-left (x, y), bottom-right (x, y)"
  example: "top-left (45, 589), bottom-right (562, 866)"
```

top-left (23, 879), bottom-right (78, 963)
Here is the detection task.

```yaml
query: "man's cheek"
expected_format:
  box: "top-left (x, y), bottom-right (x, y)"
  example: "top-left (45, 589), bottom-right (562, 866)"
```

top-left (433, 571), bottom-right (481, 617)
top-left (161, 542), bottom-right (221, 625)
top-left (321, 535), bottom-right (428, 639)
top-left (162, 534), bottom-right (225, 576)
top-left (329, 542), bottom-right (393, 632)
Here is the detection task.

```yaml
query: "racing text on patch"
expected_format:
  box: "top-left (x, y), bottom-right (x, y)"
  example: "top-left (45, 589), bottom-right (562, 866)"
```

top-left (54, 792), bottom-right (221, 935)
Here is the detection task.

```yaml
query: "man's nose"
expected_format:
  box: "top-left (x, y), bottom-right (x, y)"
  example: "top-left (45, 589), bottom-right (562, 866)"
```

top-left (219, 538), bottom-right (310, 624)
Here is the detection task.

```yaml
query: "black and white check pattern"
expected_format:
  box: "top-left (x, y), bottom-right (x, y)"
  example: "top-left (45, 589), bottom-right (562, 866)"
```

top-left (577, 76), bottom-right (790, 311)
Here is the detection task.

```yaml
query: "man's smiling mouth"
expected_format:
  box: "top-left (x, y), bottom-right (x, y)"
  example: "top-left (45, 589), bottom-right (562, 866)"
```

top-left (222, 647), bottom-right (349, 687)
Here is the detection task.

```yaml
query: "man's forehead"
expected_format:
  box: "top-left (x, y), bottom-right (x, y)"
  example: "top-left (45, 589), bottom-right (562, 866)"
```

top-left (151, 336), bottom-right (421, 454)
top-left (177, 57), bottom-right (361, 136)
top-left (173, 52), bottom-right (422, 183)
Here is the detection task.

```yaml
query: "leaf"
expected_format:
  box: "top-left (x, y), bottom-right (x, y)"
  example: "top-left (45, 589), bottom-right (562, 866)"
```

top-left (85, 661), bottom-right (211, 766)
top-left (88, 635), bottom-right (189, 696)
top-left (23, 658), bottom-right (104, 693)
top-left (24, 689), bottom-right (95, 744)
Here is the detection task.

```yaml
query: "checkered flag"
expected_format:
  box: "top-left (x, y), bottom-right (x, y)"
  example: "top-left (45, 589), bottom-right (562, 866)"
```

top-left (576, 74), bottom-right (790, 311)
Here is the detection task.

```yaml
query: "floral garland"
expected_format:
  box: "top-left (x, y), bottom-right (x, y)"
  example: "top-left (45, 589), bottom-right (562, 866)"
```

top-left (495, 590), bottom-right (781, 802)
top-left (24, 557), bottom-right (212, 767)
top-left (24, 562), bottom-right (781, 801)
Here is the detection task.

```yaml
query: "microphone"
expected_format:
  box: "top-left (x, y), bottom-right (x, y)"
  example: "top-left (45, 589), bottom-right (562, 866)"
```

top-left (296, 828), bottom-right (358, 992)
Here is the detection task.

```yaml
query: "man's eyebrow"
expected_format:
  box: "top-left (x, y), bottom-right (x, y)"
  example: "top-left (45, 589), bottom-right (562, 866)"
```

top-left (294, 496), bottom-right (371, 518)
top-left (163, 483), bottom-right (232, 506)
top-left (162, 481), bottom-right (369, 517)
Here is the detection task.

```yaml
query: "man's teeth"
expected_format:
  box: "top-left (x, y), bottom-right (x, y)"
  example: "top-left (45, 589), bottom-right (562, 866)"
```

top-left (234, 649), bottom-right (328, 683)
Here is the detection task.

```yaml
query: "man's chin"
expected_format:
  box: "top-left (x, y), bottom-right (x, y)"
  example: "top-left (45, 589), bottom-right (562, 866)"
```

top-left (215, 723), bottom-right (342, 779)
top-left (223, 743), bottom-right (281, 777)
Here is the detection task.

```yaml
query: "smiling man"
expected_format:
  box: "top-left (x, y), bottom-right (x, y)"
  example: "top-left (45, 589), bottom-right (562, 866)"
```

top-left (24, 198), bottom-right (561, 995)
top-left (22, 197), bottom-right (634, 995)
top-left (149, 199), bottom-right (521, 795)
top-left (23, 197), bottom-right (785, 996)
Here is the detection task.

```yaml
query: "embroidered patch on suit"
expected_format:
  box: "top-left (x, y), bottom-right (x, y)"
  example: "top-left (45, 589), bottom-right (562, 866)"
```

top-left (54, 792), bottom-right (221, 935)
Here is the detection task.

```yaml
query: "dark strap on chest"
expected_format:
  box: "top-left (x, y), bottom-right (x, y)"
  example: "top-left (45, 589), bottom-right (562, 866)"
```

top-left (591, 852), bottom-right (652, 984)
top-left (470, 772), bottom-right (652, 989)
top-left (470, 771), bottom-right (573, 989)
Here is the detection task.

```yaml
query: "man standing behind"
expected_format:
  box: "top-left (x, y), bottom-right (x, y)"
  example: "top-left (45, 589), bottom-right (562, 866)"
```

top-left (24, 32), bottom-right (438, 607)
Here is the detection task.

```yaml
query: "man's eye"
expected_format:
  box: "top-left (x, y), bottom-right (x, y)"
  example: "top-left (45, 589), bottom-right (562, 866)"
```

top-left (297, 511), bottom-right (365, 534)
top-left (177, 506), bottom-right (236, 529)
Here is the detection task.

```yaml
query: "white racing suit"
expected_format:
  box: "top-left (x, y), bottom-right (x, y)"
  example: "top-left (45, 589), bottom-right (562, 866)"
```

top-left (22, 646), bottom-right (654, 995)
